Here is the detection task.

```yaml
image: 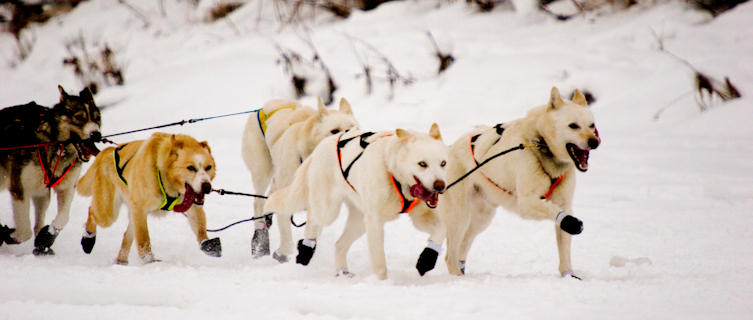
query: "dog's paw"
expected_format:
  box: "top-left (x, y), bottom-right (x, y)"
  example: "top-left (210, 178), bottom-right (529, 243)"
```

top-left (251, 228), bottom-right (270, 258)
top-left (33, 225), bottom-right (59, 254)
top-left (558, 214), bottom-right (584, 235)
top-left (200, 237), bottom-right (222, 257)
top-left (458, 260), bottom-right (466, 275)
top-left (32, 247), bottom-right (55, 256)
top-left (0, 224), bottom-right (18, 246)
top-left (272, 250), bottom-right (289, 263)
top-left (115, 259), bottom-right (129, 266)
top-left (81, 230), bottom-right (96, 254)
top-left (141, 253), bottom-right (161, 264)
top-left (561, 270), bottom-right (583, 280)
top-left (336, 268), bottom-right (355, 278)
top-left (416, 246), bottom-right (439, 276)
top-left (296, 239), bottom-right (316, 266)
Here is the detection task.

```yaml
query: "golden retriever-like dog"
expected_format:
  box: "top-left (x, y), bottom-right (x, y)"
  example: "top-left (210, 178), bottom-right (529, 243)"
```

top-left (76, 132), bottom-right (221, 264)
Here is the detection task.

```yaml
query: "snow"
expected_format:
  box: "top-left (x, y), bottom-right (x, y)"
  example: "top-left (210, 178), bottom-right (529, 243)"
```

top-left (2, 0), bottom-right (753, 318)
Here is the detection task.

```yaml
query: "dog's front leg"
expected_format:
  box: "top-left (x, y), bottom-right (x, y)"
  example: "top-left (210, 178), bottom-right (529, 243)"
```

top-left (117, 222), bottom-right (134, 264)
top-left (128, 207), bottom-right (155, 263)
top-left (555, 226), bottom-right (575, 278)
top-left (186, 207), bottom-right (221, 257)
top-left (51, 186), bottom-right (75, 232)
top-left (10, 195), bottom-right (32, 243)
top-left (364, 215), bottom-right (388, 280)
top-left (334, 203), bottom-right (365, 276)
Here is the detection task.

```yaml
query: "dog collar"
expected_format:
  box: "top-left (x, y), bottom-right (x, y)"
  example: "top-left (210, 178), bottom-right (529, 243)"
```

top-left (256, 106), bottom-right (296, 137)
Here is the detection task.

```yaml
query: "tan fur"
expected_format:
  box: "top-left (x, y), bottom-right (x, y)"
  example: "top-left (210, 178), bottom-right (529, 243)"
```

top-left (438, 87), bottom-right (600, 278)
top-left (77, 132), bottom-right (216, 264)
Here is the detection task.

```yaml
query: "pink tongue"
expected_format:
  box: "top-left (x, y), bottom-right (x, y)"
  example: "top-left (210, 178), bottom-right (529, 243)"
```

top-left (410, 183), bottom-right (438, 206)
top-left (172, 185), bottom-right (196, 213)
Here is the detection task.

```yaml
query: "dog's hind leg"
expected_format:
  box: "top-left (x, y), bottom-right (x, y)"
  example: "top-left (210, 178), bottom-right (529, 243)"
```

top-left (457, 204), bottom-right (496, 275)
top-left (334, 202), bottom-right (365, 276)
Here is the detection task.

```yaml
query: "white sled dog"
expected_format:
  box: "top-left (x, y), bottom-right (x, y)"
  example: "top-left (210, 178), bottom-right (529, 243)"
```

top-left (263, 124), bottom-right (449, 280)
top-left (439, 87), bottom-right (600, 279)
top-left (241, 97), bottom-right (358, 258)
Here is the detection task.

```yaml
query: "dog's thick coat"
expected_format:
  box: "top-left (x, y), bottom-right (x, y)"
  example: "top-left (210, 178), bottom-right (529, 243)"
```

top-left (241, 97), bottom-right (358, 257)
top-left (0, 86), bottom-right (101, 254)
top-left (263, 124), bottom-right (449, 279)
top-left (438, 87), bottom-right (600, 278)
top-left (77, 132), bottom-right (220, 264)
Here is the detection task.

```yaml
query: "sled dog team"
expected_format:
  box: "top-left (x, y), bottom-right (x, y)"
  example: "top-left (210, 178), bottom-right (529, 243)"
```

top-left (0, 85), bottom-right (600, 280)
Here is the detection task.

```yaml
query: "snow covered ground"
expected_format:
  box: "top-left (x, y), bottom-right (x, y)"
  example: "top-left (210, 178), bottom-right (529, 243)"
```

top-left (2, 0), bottom-right (753, 318)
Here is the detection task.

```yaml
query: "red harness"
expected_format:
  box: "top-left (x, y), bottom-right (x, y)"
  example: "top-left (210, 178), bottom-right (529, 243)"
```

top-left (469, 132), bottom-right (562, 200)
top-left (37, 145), bottom-right (76, 189)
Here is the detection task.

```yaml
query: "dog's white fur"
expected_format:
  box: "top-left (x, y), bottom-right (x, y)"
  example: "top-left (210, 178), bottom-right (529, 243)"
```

top-left (438, 87), bottom-right (600, 278)
top-left (241, 98), bottom-right (358, 225)
top-left (263, 124), bottom-right (449, 279)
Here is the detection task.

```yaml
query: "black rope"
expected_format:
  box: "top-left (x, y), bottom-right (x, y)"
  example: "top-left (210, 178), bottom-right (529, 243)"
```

top-left (207, 214), bottom-right (273, 232)
top-left (443, 144), bottom-right (525, 192)
top-left (211, 188), bottom-right (267, 199)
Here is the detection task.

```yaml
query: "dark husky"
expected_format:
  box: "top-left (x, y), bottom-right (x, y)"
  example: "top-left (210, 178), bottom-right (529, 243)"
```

top-left (0, 85), bottom-right (102, 255)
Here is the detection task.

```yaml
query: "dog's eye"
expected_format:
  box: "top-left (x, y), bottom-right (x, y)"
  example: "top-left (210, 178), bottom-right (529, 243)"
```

top-left (440, 160), bottom-right (447, 167)
top-left (568, 123), bottom-right (580, 129)
top-left (187, 165), bottom-right (197, 172)
top-left (74, 112), bottom-right (86, 122)
top-left (330, 129), bottom-right (340, 135)
top-left (418, 161), bottom-right (428, 168)
top-left (205, 165), bottom-right (212, 171)
top-left (589, 123), bottom-right (595, 129)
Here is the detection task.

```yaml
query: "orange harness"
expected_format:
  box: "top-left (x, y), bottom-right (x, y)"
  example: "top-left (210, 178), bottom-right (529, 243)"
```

top-left (468, 126), bottom-right (562, 200)
top-left (336, 132), bottom-right (418, 214)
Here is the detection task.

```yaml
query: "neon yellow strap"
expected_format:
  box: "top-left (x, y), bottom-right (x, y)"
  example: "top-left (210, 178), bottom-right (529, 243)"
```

top-left (157, 170), bottom-right (179, 211)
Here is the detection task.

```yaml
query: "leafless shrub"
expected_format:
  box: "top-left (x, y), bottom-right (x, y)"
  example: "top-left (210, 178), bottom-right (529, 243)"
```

top-left (209, 1), bottom-right (244, 22)
top-left (345, 34), bottom-right (414, 100)
top-left (274, 39), bottom-right (337, 105)
top-left (63, 33), bottom-right (125, 94)
top-left (427, 31), bottom-right (455, 74)
top-left (1, 1), bottom-right (86, 60)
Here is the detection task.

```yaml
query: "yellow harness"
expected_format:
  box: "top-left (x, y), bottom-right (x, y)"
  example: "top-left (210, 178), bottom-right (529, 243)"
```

top-left (257, 106), bottom-right (296, 136)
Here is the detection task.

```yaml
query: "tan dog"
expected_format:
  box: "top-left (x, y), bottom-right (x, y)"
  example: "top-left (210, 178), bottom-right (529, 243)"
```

top-left (439, 87), bottom-right (600, 279)
top-left (241, 97), bottom-right (358, 259)
top-left (76, 132), bottom-right (221, 264)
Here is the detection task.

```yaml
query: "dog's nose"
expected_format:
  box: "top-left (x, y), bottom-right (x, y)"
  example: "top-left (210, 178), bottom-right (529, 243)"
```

top-left (201, 182), bottom-right (212, 194)
top-left (433, 180), bottom-right (446, 193)
top-left (588, 138), bottom-right (600, 150)
top-left (90, 131), bottom-right (102, 142)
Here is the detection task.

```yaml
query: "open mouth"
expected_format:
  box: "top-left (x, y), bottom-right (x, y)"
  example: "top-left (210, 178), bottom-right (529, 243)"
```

top-left (409, 176), bottom-right (439, 208)
top-left (566, 143), bottom-right (590, 172)
top-left (73, 140), bottom-right (100, 162)
top-left (171, 183), bottom-right (208, 213)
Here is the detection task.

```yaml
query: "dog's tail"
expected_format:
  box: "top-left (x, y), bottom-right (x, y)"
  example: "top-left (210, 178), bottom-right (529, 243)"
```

top-left (263, 158), bottom-right (311, 216)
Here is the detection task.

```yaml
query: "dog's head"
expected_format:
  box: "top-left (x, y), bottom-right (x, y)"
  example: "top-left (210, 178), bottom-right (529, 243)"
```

top-left (311, 96), bottom-right (359, 143)
top-left (391, 123), bottom-right (448, 208)
top-left (164, 134), bottom-right (216, 206)
top-left (52, 85), bottom-right (102, 162)
top-left (536, 87), bottom-right (600, 172)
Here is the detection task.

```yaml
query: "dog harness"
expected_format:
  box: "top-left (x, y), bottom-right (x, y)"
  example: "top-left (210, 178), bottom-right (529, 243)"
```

top-left (256, 106), bottom-right (296, 136)
top-left (37, 145), bottom-right (76, 189)
top-left (113, 144), bottom-right (180, 211)
top-left (468, 124), bottom-right (562, 200)
top-left (336, 132), bottom-right (418, 214)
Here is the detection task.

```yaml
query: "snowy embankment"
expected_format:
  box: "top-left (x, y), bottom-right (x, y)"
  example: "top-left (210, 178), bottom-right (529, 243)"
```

top-left (1, 0), bottom-right (753, 319)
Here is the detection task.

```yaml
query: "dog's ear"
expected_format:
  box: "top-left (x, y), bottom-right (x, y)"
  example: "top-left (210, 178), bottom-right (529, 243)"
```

top-left (79, 87), bottom-right (94, 104)
top-left (58, 85), bottom-right (70, 102)
top-left (571, 89), bottom-right (588, 107)
top-left (549, 87), bottom-right (565, 110)
top-left (396, 128), bottom-right (413, 142)
top-left (339, 98), bottom-right (353, 115)
top-left (429, 123), bottom-right (442, 141)
top-left (317, 96), bottom-right (327, 115)
top-left (199, 141), bottom-right (212, 154)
